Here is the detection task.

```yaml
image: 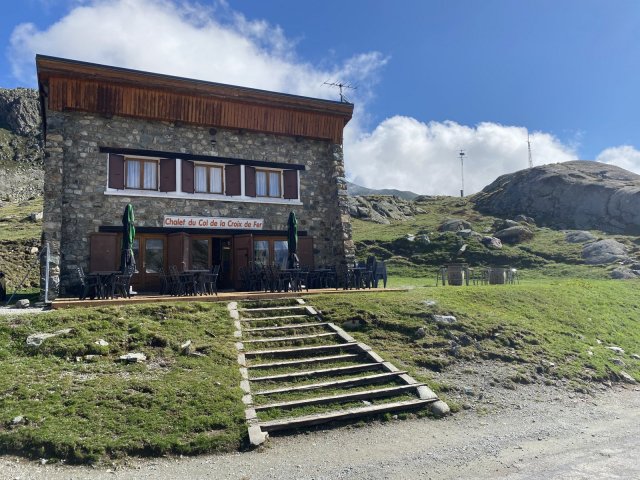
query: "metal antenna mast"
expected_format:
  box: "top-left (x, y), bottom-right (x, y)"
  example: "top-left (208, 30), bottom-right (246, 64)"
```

top-left (458, 150), bottom-right (466, 197)
top-left (527, 132), bottom-right (533, 168)
top-left (323, 81), bottom-right (356, 103)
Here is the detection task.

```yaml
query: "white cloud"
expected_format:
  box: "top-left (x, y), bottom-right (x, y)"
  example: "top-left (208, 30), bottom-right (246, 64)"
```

top-left (346, 117), bottom-right (577, 196)
top-left (9, 0), bottom-right (611, 196)
top-left (596, 145), bottom-right (640, 174)
top-left (8, 0), bottom-right (386, 102)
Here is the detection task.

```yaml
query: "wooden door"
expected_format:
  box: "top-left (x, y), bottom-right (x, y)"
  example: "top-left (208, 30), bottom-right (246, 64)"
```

top-left (233, 234), bottom-right (253, 289)
top-left (131, 235), bottom-right (167, 292)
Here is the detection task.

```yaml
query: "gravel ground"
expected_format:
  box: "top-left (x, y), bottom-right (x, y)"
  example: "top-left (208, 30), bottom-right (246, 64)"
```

top-left (2, 362), bottom-right (638, 480)
top-left (0, 306), bottom-right (48, 316)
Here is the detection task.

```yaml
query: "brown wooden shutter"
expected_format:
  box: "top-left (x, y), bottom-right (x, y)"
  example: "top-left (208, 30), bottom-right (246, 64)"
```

top-left (298, 236), bottom-right (314, 268)
top-left (245, 166), bottom-right (256, 197)
top-left (90, 233), bottom-right (118, 271)
top-left (108, 154), bottom-right (125, 189)
top-left (283, 170), bottom-right (298, 199)
top-left (159, 158), bottom-right (176, 192)
top-left (181, 160), bottom-right (194, 193)
top-left (225, 165), bottom-right (241, 196)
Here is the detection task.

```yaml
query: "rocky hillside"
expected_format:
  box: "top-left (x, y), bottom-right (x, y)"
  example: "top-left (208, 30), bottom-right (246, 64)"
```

top-left (347, 181), bottom-right (419, 200)
top-left (473, 161), bottom-right (640, 234)
top-left (0, 88), bottom-right (44, 202)
top-left (347, 195), bottom-right (426, 224)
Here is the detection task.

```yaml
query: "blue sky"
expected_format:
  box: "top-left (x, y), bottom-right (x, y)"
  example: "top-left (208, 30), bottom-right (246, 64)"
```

top-left (2, 0), bottom-right (639, 195)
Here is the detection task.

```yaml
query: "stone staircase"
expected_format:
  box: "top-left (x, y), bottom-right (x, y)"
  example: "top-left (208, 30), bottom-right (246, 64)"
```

top-left (228, 298), bottom-right (449, 446)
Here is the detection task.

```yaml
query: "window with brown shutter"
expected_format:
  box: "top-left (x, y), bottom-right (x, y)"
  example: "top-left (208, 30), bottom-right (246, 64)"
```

top-left (283, 170), bottom-right (298, 199)
top-left (245, 166), bottom-right (256, 197)
top-left (225, 164), bottom-right (241, 196)
top-left (181, 160), bottom-right (194, 193)
top-left (159, 158), bottom-right (176, 192)
top-left (108, 154), bottom-right (125, 189)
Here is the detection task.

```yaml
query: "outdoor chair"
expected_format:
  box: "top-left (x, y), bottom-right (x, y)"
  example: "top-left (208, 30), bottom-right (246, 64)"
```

top-left (373, 261), bottom-right (388, 288)
top-left (108, 264), bottom-right (135, 299)
top-left (76, 266), bottom-right (100, 300)
top-left (169, 265), bottom-right (186, 296)
top-left (203, 265), bottom-right (220, 295)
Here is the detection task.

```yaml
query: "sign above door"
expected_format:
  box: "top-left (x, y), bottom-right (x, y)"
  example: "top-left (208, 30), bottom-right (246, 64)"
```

top-left (163, 215), bottom-right (264, 230)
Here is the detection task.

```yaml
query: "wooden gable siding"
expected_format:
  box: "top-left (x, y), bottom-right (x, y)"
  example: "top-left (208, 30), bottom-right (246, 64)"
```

top-left (47, 77), bottom-right (347, 143)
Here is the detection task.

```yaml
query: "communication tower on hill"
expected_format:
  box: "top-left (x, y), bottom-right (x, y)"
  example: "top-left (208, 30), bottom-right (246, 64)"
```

top-left (323, 81), bottom-right (356, 103)
top-left (458, 150), bottom-right (466, 197)
top-left (528, 132), bottom-right (534, 168)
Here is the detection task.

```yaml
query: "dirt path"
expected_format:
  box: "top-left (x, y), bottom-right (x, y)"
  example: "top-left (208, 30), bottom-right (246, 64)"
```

top-left (3, 382), bottom-right (638, 480)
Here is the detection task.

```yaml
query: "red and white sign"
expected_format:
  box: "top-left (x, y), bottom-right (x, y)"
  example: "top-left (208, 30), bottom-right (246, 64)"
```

top-left (163, 215), bottom-right (264, 230)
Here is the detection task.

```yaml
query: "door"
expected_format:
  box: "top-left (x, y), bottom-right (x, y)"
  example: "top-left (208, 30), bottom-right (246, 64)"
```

top-left (212, 237), bottom-right (233, 289)
top-left (132, 235), bottom-right (167, 291)
top-left (233, 234), bottom-right (253, 289)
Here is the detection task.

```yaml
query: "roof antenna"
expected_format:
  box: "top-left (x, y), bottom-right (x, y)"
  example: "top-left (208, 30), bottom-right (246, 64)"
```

top-left (528, 132), bottom-right (534, 168)
top-left (323, 80), bottom-right (356, 103)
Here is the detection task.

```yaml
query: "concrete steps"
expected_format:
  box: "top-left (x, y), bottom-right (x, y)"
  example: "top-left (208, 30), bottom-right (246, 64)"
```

top-left (228, 298), bottom-right (447, 447)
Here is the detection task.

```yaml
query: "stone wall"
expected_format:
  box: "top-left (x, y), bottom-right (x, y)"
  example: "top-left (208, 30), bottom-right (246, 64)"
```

top-left (41, 110), bottom-right (354, 297)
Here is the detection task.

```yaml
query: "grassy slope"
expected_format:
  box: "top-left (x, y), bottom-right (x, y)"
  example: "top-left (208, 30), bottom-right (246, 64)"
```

top-left (0, 197), bottom-right (43, 290)
top-left (0, 302), bottom-right (245, 463)
top-left (353, 196), bottom-right (635, 279)
top-left (0, 195), bottom-right (639, 462)
top-left (309, 279), bottom-right (639, 391)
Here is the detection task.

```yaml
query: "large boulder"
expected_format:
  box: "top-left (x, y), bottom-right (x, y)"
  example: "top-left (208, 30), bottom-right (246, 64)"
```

top-left (565, 230), bottom-right (596, 243)
top-left (494, 225), bottom-right (534, 244)
top-left (439, 218), bottom-right (471, 232)
top-left (474, 161), bottom-right (640, 234)
top-left (582, 239), bottom-right (629, 265)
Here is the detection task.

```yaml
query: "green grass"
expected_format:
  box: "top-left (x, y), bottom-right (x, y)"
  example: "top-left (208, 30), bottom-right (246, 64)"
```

top-left (0, 302), bottom-right (246, 463)
top-left (0, 197), bottom-right (43, 291)
top-left (2, 194), bottom-right (640, 462)
top-left (307, 278), bottom-right (640, 387)
top-left (352, 196), bottom-right (620, 280)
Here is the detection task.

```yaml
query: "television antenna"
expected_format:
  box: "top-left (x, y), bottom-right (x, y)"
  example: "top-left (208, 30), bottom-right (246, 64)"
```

top-left (323, 80), bottom-right (356, 103)
top-left (458, 150), bottom-right (466, 197)
top-left (527, 132), bottom-right (534, 168)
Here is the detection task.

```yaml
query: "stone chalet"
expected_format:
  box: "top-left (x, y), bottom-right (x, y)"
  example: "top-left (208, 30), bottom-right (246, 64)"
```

top-left (36, 55), bottom-right (355, 297)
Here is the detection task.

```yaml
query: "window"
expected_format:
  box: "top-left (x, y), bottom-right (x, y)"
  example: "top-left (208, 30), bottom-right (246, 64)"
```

top-left (194, 164), bottom-right (223, 194)
top-left (191, 238), bottom-right (209, 270)
top-left (126, 158), bottom-right (158, 190)
top-left (273, 240), bottom-right (288, 268)
top-left (253, 240), bottom-right (269, 265)
top-left (256, 169), bottom-right (282, 197)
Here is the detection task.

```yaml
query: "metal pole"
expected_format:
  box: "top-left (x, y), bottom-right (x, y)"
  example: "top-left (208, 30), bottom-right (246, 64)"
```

top-left (460, 154), bottom-right (464, 197)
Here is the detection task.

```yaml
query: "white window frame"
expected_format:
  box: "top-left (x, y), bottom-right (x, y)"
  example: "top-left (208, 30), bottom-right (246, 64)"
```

top-left (124, 155), bottom-right (159, 191)
top-left (256, 168), bottom-right (283, 198)
top-left (194, 162), bottom-right (225, 194)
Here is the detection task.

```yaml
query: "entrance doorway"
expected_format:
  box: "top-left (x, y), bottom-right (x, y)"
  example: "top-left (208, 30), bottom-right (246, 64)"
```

top-left (190, 235), bottom-right (233, 289)
top-left (132, 235), bottom-right (166, 291)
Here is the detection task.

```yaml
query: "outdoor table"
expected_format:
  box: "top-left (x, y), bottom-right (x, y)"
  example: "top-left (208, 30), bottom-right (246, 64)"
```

top-left (310, 268), bottom-right (335, 289)
top-left (344, 266), bottom-right (369, 290)
top-left (87, 271), bottom-right (120, 299)
top-left (279, 269), bottom-right (303, 292)
top-left (183, 270), bottom-right (209, 295)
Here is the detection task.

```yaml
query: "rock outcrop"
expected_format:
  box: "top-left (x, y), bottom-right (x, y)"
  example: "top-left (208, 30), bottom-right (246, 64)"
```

top-left (347, 195), bottom-right (425, 224)
top-left (0, 88), bottom-right (44, 202)
top-left (0, 88), bottom-right (41, 136)
top-left (473, 161), bottom-right (640, 234)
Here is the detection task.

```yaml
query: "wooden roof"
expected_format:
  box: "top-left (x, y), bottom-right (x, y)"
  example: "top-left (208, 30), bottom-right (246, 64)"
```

top-left (36, 55), bottom-right (353, 143)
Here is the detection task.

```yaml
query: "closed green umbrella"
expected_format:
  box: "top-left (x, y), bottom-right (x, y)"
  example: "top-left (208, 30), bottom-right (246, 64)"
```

top-left (120, 204), bottom-right (136, 273)
top-left (287, 211), bottom-right (298, 268)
